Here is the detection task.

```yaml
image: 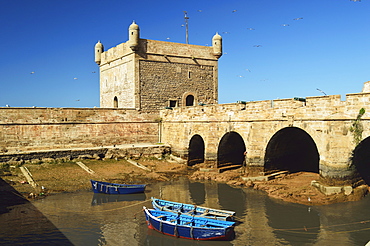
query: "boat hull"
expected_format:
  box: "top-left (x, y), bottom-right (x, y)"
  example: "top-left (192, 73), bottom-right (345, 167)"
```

top-left (90, 180), bottom-right (146, 194)
top-left (151, 197), bottom-right (235, 221)
top-left (143, 207), bottom-right (235, 241)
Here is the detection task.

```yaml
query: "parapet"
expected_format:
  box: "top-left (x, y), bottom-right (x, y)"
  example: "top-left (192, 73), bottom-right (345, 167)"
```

top-left (362, 81), bottom-right (370, 93)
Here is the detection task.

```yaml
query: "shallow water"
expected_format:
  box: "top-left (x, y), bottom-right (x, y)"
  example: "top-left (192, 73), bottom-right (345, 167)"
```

top-left (1, 178), bottom-right (370, 245)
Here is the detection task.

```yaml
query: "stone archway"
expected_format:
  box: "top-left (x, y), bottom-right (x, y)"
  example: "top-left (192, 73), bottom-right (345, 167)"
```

top-left (186, 95), bottom-right (194, 106)
top-left (182, 92), bottom-right (196, 107)
top-left (188, 134), bottom-right (205, 166)
top-left (351, 136), bottom-right (370, 185)
top-left (217, 131), bottom-right (246, 169)
top-left (264, 127), bottom-right (319, 174)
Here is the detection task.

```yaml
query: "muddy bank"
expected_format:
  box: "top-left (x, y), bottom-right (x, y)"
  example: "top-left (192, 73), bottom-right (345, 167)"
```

top-left (1, 158), bottom-right (369, 206)
top-left (190, 166), bottom-right (369, 206)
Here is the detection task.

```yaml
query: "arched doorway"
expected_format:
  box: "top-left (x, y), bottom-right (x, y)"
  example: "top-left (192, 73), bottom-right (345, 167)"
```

top-left (186, 95), bottom-right (194, 106)
top-left (351, 136), bottom-right (370, 185)
top-left (113, 96), bottom-right (118, 108)
top-left (217, 131), bottom-right (246, 169)
top-left (264, 127), bottom-right (319, 174)
top-left (188, 134), bottom-right (205, 166)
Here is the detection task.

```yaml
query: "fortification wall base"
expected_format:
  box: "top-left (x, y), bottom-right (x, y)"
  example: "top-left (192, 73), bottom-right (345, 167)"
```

top-left (0, 144), bottom-right (171, 166)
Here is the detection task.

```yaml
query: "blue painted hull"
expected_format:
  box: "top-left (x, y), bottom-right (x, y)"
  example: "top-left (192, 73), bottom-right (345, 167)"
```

top-left (151, 197), bottom-right (235, 221)
top-left (90, 180), bottom-right (146, 194)
top-left (143, 207), bottom-right (235, 241)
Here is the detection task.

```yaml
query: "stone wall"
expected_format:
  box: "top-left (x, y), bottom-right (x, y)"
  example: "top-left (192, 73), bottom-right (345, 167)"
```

top-left (98, 38), bottom-right (219, 110)
top-left (160, 92), bottom-right (370, 184)
top-left (0, 145), bottom-right (171, 165)
top-left (139, 60), bottom-right (216, 110)
top-left (0, 108), bottom-right (160, 153)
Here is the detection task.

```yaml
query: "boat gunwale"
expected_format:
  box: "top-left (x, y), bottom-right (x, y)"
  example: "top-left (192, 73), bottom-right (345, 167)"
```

top-left (143, 206), bottom-right (235, 240)
top-left (151, 197), bottom-right (235, 219)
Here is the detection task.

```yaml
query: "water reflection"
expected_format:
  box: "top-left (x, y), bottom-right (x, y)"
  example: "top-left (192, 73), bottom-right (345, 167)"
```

top-left (91, 193), bottom-right (146, 206)
top-left (3, 178), bottom-right (370, 245)
top-left (266, 200), bottom-right (320, 245)
top-left (0, 178), bottom-right (73, 245)
top-left (189, 182), bottom-right (205, 205)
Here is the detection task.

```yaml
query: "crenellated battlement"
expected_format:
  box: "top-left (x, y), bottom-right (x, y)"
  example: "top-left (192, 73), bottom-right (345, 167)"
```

top-left (95, 22), bottom-right (221, 110)
top-left (161, 92), bottom-right (370, 122)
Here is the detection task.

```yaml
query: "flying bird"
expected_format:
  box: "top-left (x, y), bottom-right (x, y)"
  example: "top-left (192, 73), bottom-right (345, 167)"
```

top-left (293, 17), bottom-right (303, 20)
top-left (281, 24), bottom-right (290, 27)
top-left (74, 77), bottom-right (78, 80)
top-left (253, 45), bottom-right (262, 47)
top-left (350, 0), bottom-right (361, 2)
top-left (30, 71), bottom-right (35, 74)
top-left (232, 10), bottom-right (237, 13)
top-left (246, 28), bottom-right (255, 30)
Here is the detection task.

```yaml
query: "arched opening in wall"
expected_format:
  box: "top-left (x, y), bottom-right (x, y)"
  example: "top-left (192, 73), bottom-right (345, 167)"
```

top-left (351, 137), bottom-right (370, 185)
top-left (217, 131), bottom-right (246, 169)
top-left (186, 95), bottom-right (194, 106)
top-left (113, 97), bottom-right (118, 108)
top-left (264, 127), bottom-right (319, 174)
top-left (188, 134), bottom-right (205, 166)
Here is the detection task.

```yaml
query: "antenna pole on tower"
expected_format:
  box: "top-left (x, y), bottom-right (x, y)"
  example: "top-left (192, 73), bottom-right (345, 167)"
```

top-left (184, 11), bottom-right (189, 44)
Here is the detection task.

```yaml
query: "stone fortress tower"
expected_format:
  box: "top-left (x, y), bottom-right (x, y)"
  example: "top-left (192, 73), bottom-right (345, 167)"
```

top-left (95, 21), bottom-right (222, 110)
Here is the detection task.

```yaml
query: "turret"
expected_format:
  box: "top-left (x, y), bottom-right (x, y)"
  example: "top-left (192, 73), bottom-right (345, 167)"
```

top-left (128, 21), bottom-right (140, 51)
top-left (212, 32), bottom-right (222, 59)
top-left (95, 41), bottom-right (104, 65)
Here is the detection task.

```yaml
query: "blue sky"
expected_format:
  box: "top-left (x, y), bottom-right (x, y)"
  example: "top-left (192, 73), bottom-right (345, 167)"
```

top-left (0, 0), bottom-right (369, 107)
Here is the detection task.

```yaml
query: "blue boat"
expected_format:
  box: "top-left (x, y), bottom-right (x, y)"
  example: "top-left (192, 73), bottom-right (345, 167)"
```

top-left (151, 197), bottom-right (235, 221)
top-left (90, 180), bottom-right (146, 194)
top-left (143, 206), bottom-right (235, 241)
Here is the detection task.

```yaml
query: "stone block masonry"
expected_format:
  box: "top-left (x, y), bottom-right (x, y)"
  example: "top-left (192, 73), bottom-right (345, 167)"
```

top-left (160, 85), bottom-right (370, 186)
top-left (139, 60), bottom-right (216, 110)
top-left (0, 144), bottom-right (171, 165)
top-left (0, 108), bottom-right (160, 153)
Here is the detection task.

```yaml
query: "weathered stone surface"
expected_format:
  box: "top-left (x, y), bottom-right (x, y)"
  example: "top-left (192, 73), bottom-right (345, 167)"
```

top-left (0, 145), bottom-right (170, 164)
top-left (160, 89), bottom-right (370, 186)
top-left (0, 108), bottom-right (159, 152)
top-left (98, 33), bottom-right (219, 110)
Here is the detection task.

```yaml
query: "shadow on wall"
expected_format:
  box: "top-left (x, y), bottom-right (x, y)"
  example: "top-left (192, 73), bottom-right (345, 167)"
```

top-left (264, 127), bottom-right (320, 174)
top-left (217, 131), bottom-right (246, 168)
top-left (351, 136), bottom-right (370, 185)
top-left (188, 134), bottom-right (205, 166)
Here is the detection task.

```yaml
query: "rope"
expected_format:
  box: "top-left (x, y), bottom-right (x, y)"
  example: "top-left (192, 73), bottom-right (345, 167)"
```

top-left (30, 196), bottom-right (370, 235)
top-left (273, 219), bottom-right (370, 232)
top-left (246, 220), bottom-right (370, 234)
top-left (40, 198), bottom-right (151, 214)
top-left (273, 226), bottom-right (370, 235)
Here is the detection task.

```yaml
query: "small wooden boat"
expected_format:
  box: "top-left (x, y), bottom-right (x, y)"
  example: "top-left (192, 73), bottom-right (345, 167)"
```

top-left (151, 197), bottom-right (235, 221)
top-left (90, 180), bottom-right (146, 194)
top-left (143, 206), bottom-right (235, 241)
